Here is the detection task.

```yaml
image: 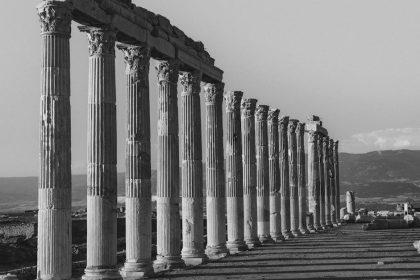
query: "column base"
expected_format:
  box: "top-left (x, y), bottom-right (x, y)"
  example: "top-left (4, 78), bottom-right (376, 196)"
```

top-left (82, 268), bottom-right (122, 280)
top-left (205, 245), bottom-right (229, 259)
top-left (270, 233), bottom-right (285, 242)
top-left (282, 231), bottom-right (293, 240)
top-left (121, 261), bottom-right (154, 279)
top-left (182, 252), bottom-right (208, 266)
top-left (258, 234), bottom-right (274, 244)
top-left (291, 230), bottom-right (301, 237)
top-left (299, 227), bottom-right (310, 235)
top-left (245, 237), bottom-right (262, 249)
top-left (226, 240), bottom-right (248, 254)
top-left (153, 256), bottom-right (185, 272)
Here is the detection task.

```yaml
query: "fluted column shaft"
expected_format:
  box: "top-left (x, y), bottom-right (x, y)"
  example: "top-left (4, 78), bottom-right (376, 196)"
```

top-left (203, 83), bottom-right (228, 258)
top-left (37, 2), bottom-right (72, 279)
top-left (323, 137), bottom-right (332, 227)
top-left (80, 26), bottom-right (120, 279)
top-left (288, 120), bottom-right (300, 236)
top-left (297, 123), bottom-right (309, 234)
top-left (154, 60), bottom-right (184, 269)
top-left (241, 98), bottom-right (260, 248)
top-left (268, 110), bottom-right (282, 242)
top-left (329, 139), bottom-right (337, 226)
top-left (255, 105), bottom-right (272, 243)
top-left (179, 71), bottom-right (206, 265)
top-left (334, 141), bottom-right (341, 224)
top-left (118, 44), bottom-right (153, 277)
top-left (279, 117), bottom-right (292, 239)
top-left (225, 91), bottom-right (247, 253)
top-left (307, 131), bottom-right (320, 231)
top-left (318, 134), bottom-right (326, 229)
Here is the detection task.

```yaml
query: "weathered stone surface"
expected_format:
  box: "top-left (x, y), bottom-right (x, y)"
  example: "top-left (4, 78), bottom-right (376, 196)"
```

top-left (203, 83), bottom-right (228, 259)
top-left (346, 191), bottom-right (355, 215)
top-left (154, 59), bottom-right (185, 270)
top-left (318, 134), bottom-right (326, 230)
top-left (333, 141), bottom-right (341, 224)
top-left (279, 116), bottom-right (292, 239)
top-left (255, 105), bottom-right (272, 243)
top-left (307, 130), bottom-right (320, 232)
top-left (118, 43), bottom-right (153, 278)
top-left (288, 119), bottom-right (300, 237)
top-left (323, 136), bottom-right (333, 228)
top-left (267, 109), bottom-right (283, 242)
top-left (224, 91), bottom-right (247, 254)
top-left (241, 98), bottom-right (260, 248)
top-left (297, 122), bottom-right (309, 235)
top-left (79, 26), bottom-right (120, 280)
top-left (329, 139), bottom-right (338, 226)
top-left (37, 2), bottom-right (72, 279)
top-left (179, 70), bottom-right (207, 266)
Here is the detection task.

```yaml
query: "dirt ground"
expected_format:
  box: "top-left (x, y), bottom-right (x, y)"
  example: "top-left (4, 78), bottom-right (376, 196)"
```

top-left (153, 224), bottom-right (420, 280)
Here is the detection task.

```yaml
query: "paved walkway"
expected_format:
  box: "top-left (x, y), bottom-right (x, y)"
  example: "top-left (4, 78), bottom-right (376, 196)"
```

top-left (154, 224), bottom-right (420, 279)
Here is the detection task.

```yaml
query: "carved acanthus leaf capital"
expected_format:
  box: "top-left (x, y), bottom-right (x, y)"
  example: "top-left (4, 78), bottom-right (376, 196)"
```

top-left (267, 109), bottom-right (280, 123)
top-left (255, 105), bottom-right (269, 121)
top-left (297, 122), bottom-right (305, 135)
top-left (179, 70), bottom-right (201, 95)
top-left (118, 44), bottom-right (150, 77)
top-left (37, 2), bottom-right (72, 36)
top-left (279, 116), bottom-right (289, 131)
top-left (155, 59), bottom-right (180, 84)
top-left (79, 27), bottom-right (116, 56)
top-left (241, 98), bottom-right (257, 117)
top-left (288, 119), bottom-right (299, 133)
top-left (224, 91), bottom-right (243, 112)
top-left (203, 82), bottom-right (224, 104)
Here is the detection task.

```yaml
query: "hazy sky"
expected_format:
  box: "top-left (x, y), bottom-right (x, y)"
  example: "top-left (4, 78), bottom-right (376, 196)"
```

top-left (1, 0), bottom-right (420, 176)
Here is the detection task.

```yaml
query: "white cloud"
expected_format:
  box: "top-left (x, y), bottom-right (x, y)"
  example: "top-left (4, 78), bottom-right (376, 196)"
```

top-left (348, 127), bottom-right (420, 152)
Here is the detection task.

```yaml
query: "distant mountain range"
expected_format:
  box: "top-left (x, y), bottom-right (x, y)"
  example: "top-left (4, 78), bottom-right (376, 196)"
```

top-left (1, 149), bottom-right (420, 213)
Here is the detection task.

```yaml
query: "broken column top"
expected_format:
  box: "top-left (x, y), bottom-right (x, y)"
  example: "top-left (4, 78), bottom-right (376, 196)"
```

top-left (305, 115), bottom-right (328, 136)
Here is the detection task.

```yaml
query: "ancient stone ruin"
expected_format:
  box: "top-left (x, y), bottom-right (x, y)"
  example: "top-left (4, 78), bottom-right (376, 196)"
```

top-left (34, 0), bottom-right (342, 279)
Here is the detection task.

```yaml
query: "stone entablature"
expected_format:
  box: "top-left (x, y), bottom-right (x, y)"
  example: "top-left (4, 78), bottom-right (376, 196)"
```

top-left (38, 0), bottom-right (223, 82)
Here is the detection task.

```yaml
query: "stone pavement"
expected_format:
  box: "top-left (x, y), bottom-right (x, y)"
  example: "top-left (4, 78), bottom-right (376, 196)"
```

top-left (153, 224), bottom-right (420, 279)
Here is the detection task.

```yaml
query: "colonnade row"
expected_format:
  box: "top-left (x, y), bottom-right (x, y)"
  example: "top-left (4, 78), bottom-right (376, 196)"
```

top-left (37, 2), bottom-right (341, 280)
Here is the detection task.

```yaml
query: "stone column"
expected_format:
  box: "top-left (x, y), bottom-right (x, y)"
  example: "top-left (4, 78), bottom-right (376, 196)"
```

top-left (329, 139), bottom-right (338, 226)
top-left (37, 2), bottom-right (72, 279)
top-left (79, 26), bottom-right (120, 280)
top-left (179, 71), bottom-right (207, 266)
top-left (323, 136), bottom-right (333, 228)
top-left (241, 98), bottom-right (260, 248)
top-left (268, 109), bottom-right (283, 242)
top-left (334, 141), bottom-right (341, 225)
top-left (346, 191), bottom-right (355, 214)
top-left (154, 60), bottom-right (185, 270)
top-left (307, 131), bottom-right (320, 232)
top-left (203, 83), bottom-right (229, 259)
top-left (288, 119), bottom-right (300, 237)
top-left (225, 91), bottom-right (247, 253)
top-left (318, 135), bottom-right (326, 230)
top-left (118, 44), bottom-right (153, 277)
top-left (279, 116), bottom-right (292, 239)
top-left (297, 123), bottom-right (309, 235)
top-left (255, 105), bottom-right (272, 243)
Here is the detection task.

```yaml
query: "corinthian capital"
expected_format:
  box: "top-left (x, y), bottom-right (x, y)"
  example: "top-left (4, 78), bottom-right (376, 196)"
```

top-left (288, 119), bottom-right (299, 133)
top-left (279, 116), bottom-right (289, 130)
top-left (203, 82), bottom-right (224, 105)
top-left (79, 26), bottom-right (116, 56)
top-left (255, 105), bottom-right (269, 121)
top-left (224, 91), bottom-right (243, 112)
top-left (117, 44), bottom-right (150, 77)
top-left (37, 1), bottom-right (72, 36)
top-left (267, 109), bottom-right (280, 123)
top-left (297, 122), bottom-right (305, 135)
top-left (240, 98), bottom-right (257, 117)
top-left (155, 59), bottom-right (180, 84)
top-left (179, 70), bottom-right (202, 95)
